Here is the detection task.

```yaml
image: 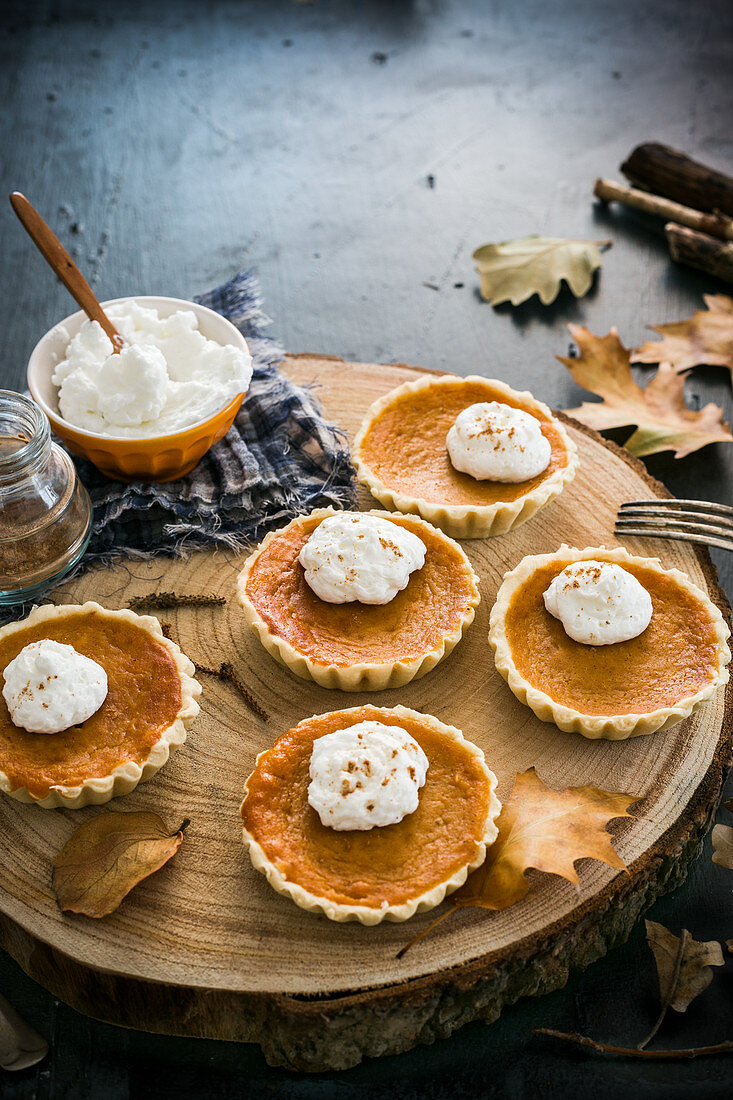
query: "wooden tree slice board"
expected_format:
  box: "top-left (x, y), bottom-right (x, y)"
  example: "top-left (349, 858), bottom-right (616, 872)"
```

top-left (0, 356), bottom-right (730, 1073)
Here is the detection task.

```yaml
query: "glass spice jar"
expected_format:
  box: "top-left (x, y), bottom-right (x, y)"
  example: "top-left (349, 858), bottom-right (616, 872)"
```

top-left (0, 390), bottom-right (92, 605)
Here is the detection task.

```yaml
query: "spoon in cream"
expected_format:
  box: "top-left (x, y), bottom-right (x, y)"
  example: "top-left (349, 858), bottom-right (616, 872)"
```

top-left (10, 191), bottom-right (124, 352)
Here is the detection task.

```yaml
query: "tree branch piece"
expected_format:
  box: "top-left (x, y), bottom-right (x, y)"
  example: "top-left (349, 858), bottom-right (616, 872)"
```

top-left (128, 592), bottom-right (226, 611)
top-left (621, 142), bottom-right (733, 217)
top-left (196, 662), bottom-right (269, 723)
top-left (594, 178), bottom-right (733, 242)
top-left (665, 223), bottom-right (733, 285)
top-left (535, 1028), bottom-right (733, 1060)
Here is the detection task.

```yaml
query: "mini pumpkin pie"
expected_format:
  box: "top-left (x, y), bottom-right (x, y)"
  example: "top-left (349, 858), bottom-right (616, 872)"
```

top-left (0, 602), bottom-right (201, 808)
top-left (489, 545), bottom-right (731, 740)
top-left (240, 704), bottom-right (501, 924)
top-left (353, 374), bottom-right (578, 538)
top-left (236, 508), bottom-right (480, 690)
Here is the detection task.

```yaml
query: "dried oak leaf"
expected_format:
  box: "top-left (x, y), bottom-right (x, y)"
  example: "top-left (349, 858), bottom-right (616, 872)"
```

top-left (473, 236), bottom-right (610, 306)
top-left (712, 823), bottom-right (733, 870)
top-left (558, 325), bottom-right (733, 458)
top-left (645, 920), bottom-right (724, 1013)
top-left (53, 811), bottom-right (188, 918)
top-left (452, 768), bottom-right (635, 912)
top-left (634, 294), bottom-right (733, 378)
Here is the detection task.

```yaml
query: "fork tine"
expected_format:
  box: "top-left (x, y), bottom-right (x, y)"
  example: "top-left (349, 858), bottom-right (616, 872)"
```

top-left (616, 498), bottom-right (733, 552)
top-left (617, 506), bottom-right (733, 531)
top-left (614, 524), bottom-right (733, 554)
top-left (615, 515), bottom-right (733, 540)
top-left (620, 498), bottom-right (733, 520)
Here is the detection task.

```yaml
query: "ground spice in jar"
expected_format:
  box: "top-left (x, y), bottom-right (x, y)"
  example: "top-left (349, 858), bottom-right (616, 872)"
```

top-left (0, 393), bottom-right (91, 604)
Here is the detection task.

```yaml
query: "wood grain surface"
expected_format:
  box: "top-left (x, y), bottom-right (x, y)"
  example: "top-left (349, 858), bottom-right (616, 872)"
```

top-left (2, 0), bottom-right (733, 1095)
top-left (0, 356), bottom-right (729, 1071)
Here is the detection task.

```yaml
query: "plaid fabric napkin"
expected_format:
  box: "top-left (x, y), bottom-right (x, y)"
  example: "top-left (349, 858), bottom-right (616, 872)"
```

top-left (75, 270), bottom-right (357, 561)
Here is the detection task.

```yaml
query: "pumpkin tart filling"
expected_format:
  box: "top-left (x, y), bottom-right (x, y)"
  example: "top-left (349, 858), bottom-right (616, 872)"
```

top-left (240, 705), bottom-right (501, 923)
top-left (0, 603), bottom-right (201, 807)
top-left (354, 375), bottom-right (578, 538)
top-left (490, 546), bottom-right (731, 740)
top-left (237, 509), bottom-right (480, 690)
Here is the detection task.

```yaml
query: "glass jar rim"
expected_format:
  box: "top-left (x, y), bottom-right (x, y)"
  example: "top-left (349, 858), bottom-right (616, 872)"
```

top-left (0, 390), bottom-right (51, 479)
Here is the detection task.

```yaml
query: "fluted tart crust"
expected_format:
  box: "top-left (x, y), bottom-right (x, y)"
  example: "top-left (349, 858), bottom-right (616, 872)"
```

top-left (0, 602), bottom-right (201, 808)
top-left (489, 545), bottom-right (731, 740)
top-left (353, 374), bottom-right (578, 538)
top-left (240, 704), bottom-right (501, 924)
top-left (236, 508), bottom-right (480, 691)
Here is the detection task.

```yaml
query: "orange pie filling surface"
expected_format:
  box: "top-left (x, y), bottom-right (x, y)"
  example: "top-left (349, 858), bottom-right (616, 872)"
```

top-left (0, 611), bottom-right (182, 798)
top-left (358, 380), bottom-right (569, 506)
top-left (505, 560), bottom-right (721, 716)
top-left (245, 513), bottom-right (477, 667)
top-left (241, 706), bottom-right (492, 909)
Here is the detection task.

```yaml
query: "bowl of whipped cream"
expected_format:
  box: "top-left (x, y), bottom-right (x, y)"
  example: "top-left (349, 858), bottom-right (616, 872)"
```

top-left (27, 296), bottom-right (253, 482)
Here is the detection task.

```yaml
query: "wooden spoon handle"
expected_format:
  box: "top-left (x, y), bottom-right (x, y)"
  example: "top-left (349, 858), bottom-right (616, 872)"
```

top-left (10, 191), bottom-right (124, 352)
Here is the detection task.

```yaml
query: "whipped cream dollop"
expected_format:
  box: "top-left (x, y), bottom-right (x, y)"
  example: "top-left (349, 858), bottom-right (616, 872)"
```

top-left (2, 640), bottom-right (108, 734)
top-left (298, 513), bottom-right (427, 604)
top-left (307, 721), bottom-right (429, 831)
top-left (543, 560), bottom-right (653, 645)
top-left (446, 401), bottom-right (551, 482)
top-left (52, 300), bottom-right (253, 438)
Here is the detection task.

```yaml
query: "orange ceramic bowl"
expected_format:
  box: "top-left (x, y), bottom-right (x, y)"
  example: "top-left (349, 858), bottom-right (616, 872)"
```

top-left (27, 296), bottom-right (250, 483)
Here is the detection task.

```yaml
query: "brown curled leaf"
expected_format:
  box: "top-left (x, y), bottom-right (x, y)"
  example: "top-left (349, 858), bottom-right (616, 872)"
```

top-left (645, 920), bottom-right (724, 1014)
top-left (712, 823), bottom-right (733, 870)
top-left (634, 294), bottom-right (733, 378)
top-left (52, 811), bottom-right (188, 918)
top-left (454, 767), bottom-right (635, 912)
top-left (397, 768), bottom-right (637, 959)
top-left (559, 325), bottom-right (733, 458)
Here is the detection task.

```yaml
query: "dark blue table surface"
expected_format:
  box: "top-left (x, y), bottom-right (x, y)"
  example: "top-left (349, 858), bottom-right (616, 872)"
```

top-left (1, 1), bottom-right (732, 1096)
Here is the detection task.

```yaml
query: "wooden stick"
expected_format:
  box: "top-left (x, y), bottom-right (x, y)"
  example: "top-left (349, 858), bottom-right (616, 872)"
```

top-left (665, 222), bottom-right (733, 284)
top-left (594, 178), bottom-right (733, 242)
top-left (621, 143), bottom-right (733, 217)
top-left (535, 1028), bottom-right (733, 1060)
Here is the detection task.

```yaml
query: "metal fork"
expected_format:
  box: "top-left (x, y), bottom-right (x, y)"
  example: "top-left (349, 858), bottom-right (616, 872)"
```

top-left (615, 499), bottom-right (733, 553)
